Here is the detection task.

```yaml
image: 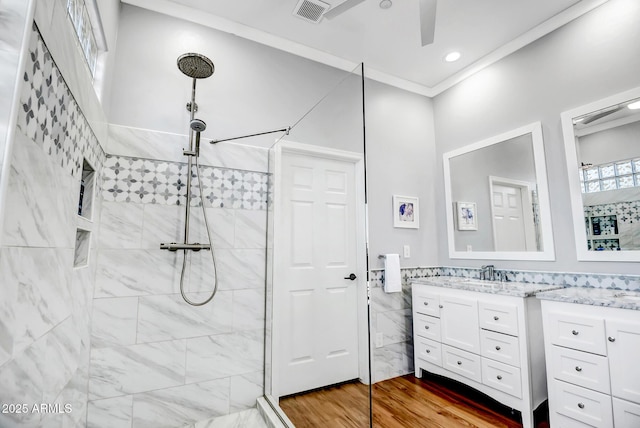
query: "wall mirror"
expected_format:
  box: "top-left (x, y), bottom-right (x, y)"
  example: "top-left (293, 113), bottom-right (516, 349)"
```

top-left (443, 122), bottom-right (555, 260)
top-left (561, 86), bottom-right (640, 262)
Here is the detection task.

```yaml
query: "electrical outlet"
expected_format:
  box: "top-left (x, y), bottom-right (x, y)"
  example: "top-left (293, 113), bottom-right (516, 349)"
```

top-left (403, 245), bottom-right (410, 258)
top-left (375, 332), bottom-right (384, 348)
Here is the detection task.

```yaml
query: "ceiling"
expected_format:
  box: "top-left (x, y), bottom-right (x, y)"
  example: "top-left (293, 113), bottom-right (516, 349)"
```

top-left (124, 0), bottom-right (608, 96)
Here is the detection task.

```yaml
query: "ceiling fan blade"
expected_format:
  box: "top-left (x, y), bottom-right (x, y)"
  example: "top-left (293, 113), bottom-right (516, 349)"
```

top-left (323, 0), bottom-right (366, 20)
top-left (419, 0), bottom-right (437, 46)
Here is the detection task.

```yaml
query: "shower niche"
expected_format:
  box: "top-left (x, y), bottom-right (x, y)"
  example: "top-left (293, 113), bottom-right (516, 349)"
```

top-left (78, 159), bottom-right (95, 219)
top-left (74, 159), bottom-right (95, 268)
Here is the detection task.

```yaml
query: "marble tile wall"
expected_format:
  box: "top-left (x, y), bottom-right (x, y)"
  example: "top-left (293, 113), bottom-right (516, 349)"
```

top-left (87, 125), bottom-right (269, 427)
top-left (0, 19), bottom-right (105, 428)
top-left (369, 265), bottom-right (640, 383)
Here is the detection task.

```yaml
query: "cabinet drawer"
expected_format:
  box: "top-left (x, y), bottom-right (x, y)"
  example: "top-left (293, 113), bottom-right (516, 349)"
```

top-left (479, 301), bottom-right (518, 336)
top-left (547, 312), bottom-right (606, 356)
top-left (442, 344), bottom-right (482, 383)
top-left (413, 288), bottom-right (440, 317)
top-left (481, 357), bottom-right (522, 398)
top-left (550, 379), bottom-right (613, 427)
top-left (550, 345), bottom-right (610, 394)
top-left (480, 329), bottom-right (520, 367)
top-left (414, 314), bottom-right (441, 342)
top-left (415, 337), bottom-right (442, 367)
top-left (613, 397), bottom-right (640, 428)
top-left (551, 412), bottom-right (599, 428)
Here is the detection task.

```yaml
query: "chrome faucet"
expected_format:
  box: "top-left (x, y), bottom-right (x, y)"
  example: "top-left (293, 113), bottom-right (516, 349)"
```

top-left (479, 265), bottom-right (495, 281)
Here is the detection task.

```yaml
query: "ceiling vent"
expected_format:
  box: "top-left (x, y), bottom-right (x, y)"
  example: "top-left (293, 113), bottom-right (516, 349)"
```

top-left (293, 0), bottom-right (330, 24)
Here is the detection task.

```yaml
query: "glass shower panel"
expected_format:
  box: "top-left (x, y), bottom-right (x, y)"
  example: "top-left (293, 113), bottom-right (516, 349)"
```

top-left (263, 64), bottom-right (371, 427)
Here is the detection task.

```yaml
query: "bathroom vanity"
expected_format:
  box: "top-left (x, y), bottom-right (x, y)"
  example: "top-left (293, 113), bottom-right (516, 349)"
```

top-left (412, 277), bottom-right (562, 428)
top-left (537, 288), bottom-right (640, 427)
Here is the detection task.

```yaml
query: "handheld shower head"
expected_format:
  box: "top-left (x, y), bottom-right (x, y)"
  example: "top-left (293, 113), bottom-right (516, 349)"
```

top-left (190, 118), bottom-right (207, 133)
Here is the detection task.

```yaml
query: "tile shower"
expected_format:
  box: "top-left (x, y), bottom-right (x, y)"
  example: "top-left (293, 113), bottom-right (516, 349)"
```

top-left (1, 21), bottom-right (269, 427)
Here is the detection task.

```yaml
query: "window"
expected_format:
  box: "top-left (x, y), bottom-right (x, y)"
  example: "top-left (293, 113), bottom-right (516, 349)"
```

top-left (66, 0), bottom-right (99, 77)
top-left (580, 157), bottom-right (640, 193)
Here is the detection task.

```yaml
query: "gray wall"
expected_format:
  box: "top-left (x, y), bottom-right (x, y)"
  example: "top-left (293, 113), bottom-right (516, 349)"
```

top-left (433, 0), bottom-right (640, 274)
top-left (578, 120), bottom-right (640, 165)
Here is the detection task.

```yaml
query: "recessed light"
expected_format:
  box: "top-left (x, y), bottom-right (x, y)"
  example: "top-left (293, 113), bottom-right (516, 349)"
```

top-left (444, 51), bottom-right (461, 62)
top-left (628, 100), bottom-right (640, 110)
top-left (379, 0), bottom-right (392, 9)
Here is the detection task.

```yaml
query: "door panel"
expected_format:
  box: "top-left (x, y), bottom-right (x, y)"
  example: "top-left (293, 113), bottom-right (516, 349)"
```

top-left (278, 150), bottom-right (360, 396)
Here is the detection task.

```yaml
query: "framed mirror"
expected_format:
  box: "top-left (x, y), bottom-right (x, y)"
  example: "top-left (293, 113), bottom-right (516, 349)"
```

top-left (443, 122), bottom-right (555, 260)
top-left (561, 86), bottom-right (640, 262)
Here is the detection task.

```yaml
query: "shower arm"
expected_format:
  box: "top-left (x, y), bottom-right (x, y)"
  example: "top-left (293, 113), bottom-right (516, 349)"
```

top-left (209, 127), bottom-right (291, 144)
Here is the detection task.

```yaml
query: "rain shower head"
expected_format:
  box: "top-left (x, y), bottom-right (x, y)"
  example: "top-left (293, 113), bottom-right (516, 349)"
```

top-left (177, 53), bottom-right (214, 79)
top-left (190, 118), bottom-right (207, 132)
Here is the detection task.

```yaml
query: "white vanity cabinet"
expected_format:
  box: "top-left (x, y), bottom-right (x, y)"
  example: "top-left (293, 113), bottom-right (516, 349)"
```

top-left (540, 298), bottom-right (640, 428)
top-left (412, 282), bottom-right (549, 428)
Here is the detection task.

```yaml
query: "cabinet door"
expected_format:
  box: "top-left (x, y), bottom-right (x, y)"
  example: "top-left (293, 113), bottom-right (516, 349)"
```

top-left (440, 294), bottom-right (480, 353)
top-left (613, 397), bottom-right (640, 428)
top-left (607, 319), bottom-right (640, 404)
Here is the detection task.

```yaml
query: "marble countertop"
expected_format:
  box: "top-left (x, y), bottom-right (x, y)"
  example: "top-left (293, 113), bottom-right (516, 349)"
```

top-left (536, 287), bottom-right (640, 310)
top-left (412, 276), bottom-right (563, 297)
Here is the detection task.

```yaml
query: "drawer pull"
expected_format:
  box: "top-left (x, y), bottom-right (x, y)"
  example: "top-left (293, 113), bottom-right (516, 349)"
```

top-left (575, 366), bottom-right (582, 372)
top-left (426, 349), bottom-right (431, 354)
top-left (439, 305), bottom-right (443, 308)
top-left (496, 375), bottom-right (502, 380)
top-left (423, 302), bottom-right (428, 306)
top-left (495, 346), bottom-right (501, 351)
top-left (457, 361), bottom-right (462, 365)
top-left (608, 336), bottom-right (616, 342)
top-left (578, 403), bottom-right (585, 409)
top-left (572, 330), bottom-right (579, 336)
top-left (493, 316), bottom-right (499, 321)
top-left (424, 326), bottom-right (430, 330)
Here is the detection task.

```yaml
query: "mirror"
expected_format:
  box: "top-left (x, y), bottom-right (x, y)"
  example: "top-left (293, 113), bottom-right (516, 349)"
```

top-left (443, 122), bottom-right (555, 260)
top-left (561, 86), bottom-right (640, 262)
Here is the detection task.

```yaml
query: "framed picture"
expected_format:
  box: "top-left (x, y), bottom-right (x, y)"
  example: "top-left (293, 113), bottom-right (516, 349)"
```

top-left (456, 201), bottom-right (477, 231)
top-left (393, 195), bottom-right (419, 229)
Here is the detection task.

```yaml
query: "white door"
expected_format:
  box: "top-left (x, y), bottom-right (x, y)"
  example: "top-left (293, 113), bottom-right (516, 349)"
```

top-left (275, 145), bottom-right (363, 397)
top-left (490, 179), bottom-right (536, 251)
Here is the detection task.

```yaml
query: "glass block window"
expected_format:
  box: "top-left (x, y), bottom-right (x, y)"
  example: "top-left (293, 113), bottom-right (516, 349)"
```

top-left (66, 0), bottom-right (98, 77)
top-left (581, 157), bottom-right (640, 193)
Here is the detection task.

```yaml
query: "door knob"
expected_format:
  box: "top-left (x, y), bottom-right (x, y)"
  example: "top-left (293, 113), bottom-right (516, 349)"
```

top-left (344, 273), bottom-right (357, 281)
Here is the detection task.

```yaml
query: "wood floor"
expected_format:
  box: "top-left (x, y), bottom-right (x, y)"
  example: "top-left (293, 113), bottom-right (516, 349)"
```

top-left (279, 373), bottom-right (538, 428)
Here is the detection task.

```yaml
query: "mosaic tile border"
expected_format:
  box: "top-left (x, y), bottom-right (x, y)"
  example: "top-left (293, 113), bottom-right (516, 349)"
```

top-left (370, 266), bottom-right (640, 292)
top-left (585, 201), bottom-right (640, 224)
top-left (101, 155), bottom-right (269, 210)
top-left (17, 22), bottom-right (105, 179)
